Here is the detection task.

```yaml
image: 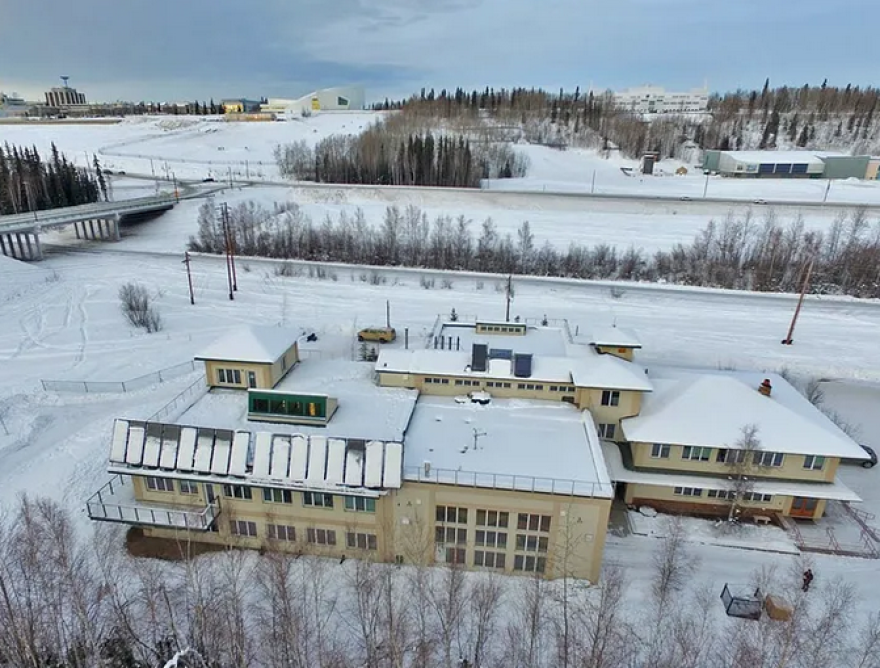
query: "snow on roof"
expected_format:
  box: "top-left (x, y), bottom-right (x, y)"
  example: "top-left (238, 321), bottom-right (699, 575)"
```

top-left (194, 325), bottom-right (299, 364)
top-left (569, 354), bottom-right (653, 391)
top-left (108, 418), bottom-right (402, 494)
top-left (180, 359), bottom-right (418, 443)
top-left (601, 442), bottom-right (861, 502)
top-left (403, 397), bottom-right (614, 498)
top-left (437, 323), bottom-right (570, 357)
top-left (376, 349), bottom-right (574, 383)
top-left (718, 150), bottom-right (828, 165)
top-left (622, 371), bottom-right (868, 459)
top-left (590, 326), bottom-right (642, 349)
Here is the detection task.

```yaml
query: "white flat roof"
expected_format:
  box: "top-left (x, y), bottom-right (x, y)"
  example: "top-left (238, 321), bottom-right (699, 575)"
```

top-left (590, 326), bottom-right (642, 349)
top-left (719, 150), bottom-right (828, 165)
top-left (180, 359), bottom-right (417, 443)
top-left (195, 325), bottom-right (298, 364)
top-left (107, 419), bottom-right (403, 494)
top-left (377, 349), bottom-right (574, 383)
top-left (622, 371), bottom-right (869, 459)
top-left (436, 323), bottom-right (570, 357)
top-left (403, 397), bottom-right (614, 498)
top-left (602, 442), bottom-right (860, 502)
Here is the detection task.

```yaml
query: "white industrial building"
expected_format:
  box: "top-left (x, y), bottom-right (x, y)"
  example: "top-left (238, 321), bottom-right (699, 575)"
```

top-left (262, 86), bottom-right (365, 116)
top-left (612, 85), bottom-right (709, 114)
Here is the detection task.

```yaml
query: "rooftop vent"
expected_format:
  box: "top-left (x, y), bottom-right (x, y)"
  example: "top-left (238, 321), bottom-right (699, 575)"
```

top-left (758, 379), bottom-right (772, 397)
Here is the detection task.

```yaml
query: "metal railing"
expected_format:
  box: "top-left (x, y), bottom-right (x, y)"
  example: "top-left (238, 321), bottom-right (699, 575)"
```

top-left (86, 474), bottom-right (219, 530)
top-left (42, 360), bottom-right (198, 393)
top-left (403, 465), bottom-right (613, 498)
top-left (148, 376), bottom-right (208, 422)
top-left (0, 194), bottom-right (177, 230)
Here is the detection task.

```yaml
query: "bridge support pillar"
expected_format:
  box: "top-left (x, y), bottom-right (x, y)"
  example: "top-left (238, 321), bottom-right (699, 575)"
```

top-left (0, 234), bottom-right (8, 257)
top-left (88, 220), bottom-right (97, 239)
top-left (109, 214), bottom-right (121, 241)
top-left (74, 222), bottom-right (81, 239)
top-left (1, 231), bottom-right (42, 260)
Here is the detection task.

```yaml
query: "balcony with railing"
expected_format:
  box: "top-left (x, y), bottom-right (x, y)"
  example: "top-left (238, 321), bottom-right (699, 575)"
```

top-left (86, 474), bottom-right (219, 531)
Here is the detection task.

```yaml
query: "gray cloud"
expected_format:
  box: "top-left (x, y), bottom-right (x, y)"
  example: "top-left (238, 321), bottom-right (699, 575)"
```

top-left (1, 0), bottom-right (877, 103)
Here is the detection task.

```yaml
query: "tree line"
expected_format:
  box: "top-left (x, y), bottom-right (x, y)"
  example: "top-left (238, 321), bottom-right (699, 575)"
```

top-left (190, 201), bottom-right (880, 298)
top-left (369, 81), bottom-right (880, 160)
top-left (275, 115), bottom-right (529, 187)
top-left (0, 143), bottom-right (104, 215)
top-left (0, 496), bottom-right (877, 668)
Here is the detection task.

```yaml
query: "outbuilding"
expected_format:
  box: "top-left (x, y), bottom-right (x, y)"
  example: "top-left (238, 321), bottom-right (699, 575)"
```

top-left (194, 325), bottom-right (300, 390)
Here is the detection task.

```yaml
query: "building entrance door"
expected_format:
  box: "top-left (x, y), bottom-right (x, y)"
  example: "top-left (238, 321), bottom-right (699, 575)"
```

top-left (790, 497), bottom-right (818, 518)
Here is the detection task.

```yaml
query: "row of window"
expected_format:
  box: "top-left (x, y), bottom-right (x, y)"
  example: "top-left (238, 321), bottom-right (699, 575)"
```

top-left (144, 478), bottom-right (375, 512)
top-left (478, 325), bottom-right (524, 333)
top-left (445, 548), bottom-right (546, 573)
top-left (454, 379), bottom-right (481, 387)
top-left (675, 487), bottom-right (774, 503)
top-left (229, 521), bottom-right (377, 550)
top-left (435, 506), bottom-right (551, 533)
top-left (251, 398), bottom-right (322, 418)
top-left (650, 445), bottom-right (825, 471)
top-left (424, 378), bottom-right (577, 394)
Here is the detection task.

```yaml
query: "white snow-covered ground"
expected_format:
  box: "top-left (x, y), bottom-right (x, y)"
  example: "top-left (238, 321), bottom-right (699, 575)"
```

top-left (4, 114), bottom-right (880, 204)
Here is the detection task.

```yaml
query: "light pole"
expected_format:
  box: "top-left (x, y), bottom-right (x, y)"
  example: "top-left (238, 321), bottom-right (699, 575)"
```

top-left (703, 171), bottom-right (710, 198)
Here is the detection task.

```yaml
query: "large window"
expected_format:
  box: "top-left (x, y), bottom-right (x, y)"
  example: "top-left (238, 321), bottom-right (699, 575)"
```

top-left (673, 486), bottom-right (703, 497)
top-left (517, 513), bottom-right (551, 533)
top-left (651, 443), bottom-right (670, 459)
top-left (753, 452), bottom-right (785, 468)
top-left (803, 455), bottom-right (826, 471)
top-left (717, 449), bottom-right (746, 464)
top-left (597, 423), bottom-right (616, 439)
top-left (476, 509), bottom-right (509, 528)
top-left (682, 446), bottom-right (712, 462)
top-left (146, 477), bottom-right (174, 492)
top-left (742, 492), bottom-right (773, 503)
top-left (346, 532), bottom-right (377, 551)
top-left (178, 480), bottom-right (199, 495)
top-left (513, 555), bottom-right (546, 573)
top-left (515, 534), bottom-right (549, 553)
top-left (436, 505), bottom-right (468, 524)
top-left (306, 528), bottom-right (336, 545)
top-left (435, 527), bottom-right (468, 545)
top-left (230, 520), bottom-right (257, 537)
top-left (601, 390), bottom-right (621, 407)
top-left (303, 492), bottom-right (334, 508)
top-left (707, 489), bottom-right (736, 500)
top-left (267, 524), bottom-right (296, 542)
top-left (344, 496), bottom-right (376, 513)
top-left (443, 547), bottom-right (466, 564)
top-left (217, 368), bottom-right (242, 384)
top-left (263, 488), bottom-right (293, 504)
top-left (475, 530), bottom-right (507, 549)
top-left (223, 484), bottom-right (252, 500)
top-left (474, 550), bottom-right (506, 569)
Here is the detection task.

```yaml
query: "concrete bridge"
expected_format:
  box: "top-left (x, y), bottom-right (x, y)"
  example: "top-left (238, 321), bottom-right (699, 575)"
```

top-left (0, 195), bottom-right (178, 260)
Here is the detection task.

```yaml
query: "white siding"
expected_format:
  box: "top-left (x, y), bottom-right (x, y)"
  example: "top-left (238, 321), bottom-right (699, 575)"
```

top-left (125, 426), bottom-right (145, 465)
top-left (177, 427), bottom-right (197, 472)
top-left (252, 432), bottom-right (273, 477)
top-left (193, 433), bottom-right (214, 473)
top-left (211, 434), bottom-right (231, 475)
top-left (383, 442), bottom-right (403, 488)
top-left (229, 432), bottom-right (249, 477)
top-left (109, 420), bottom-right (129, 464)
top-left (325, 439), bottom-right (346, 484)
top-left (142, 433), bottom-right (161, 468)
top-left (365, 441), bottom-right (384, 488)
top-left (306, 436), bottom-right (327, 484)
top-left (289, 435), bottom-right (308, 481)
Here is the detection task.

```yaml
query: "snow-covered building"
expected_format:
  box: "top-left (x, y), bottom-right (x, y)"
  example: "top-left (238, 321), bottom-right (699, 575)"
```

top-left (194, 325), bottom-right (300, 390)
top-left (261, 86), bottom-right (365, 116)
top-left (612, 85), bottom-right (709, 115)
top-left (703, 150), bottom-right (874, 180)
top-left (86, 317), bottom-right (869, 583)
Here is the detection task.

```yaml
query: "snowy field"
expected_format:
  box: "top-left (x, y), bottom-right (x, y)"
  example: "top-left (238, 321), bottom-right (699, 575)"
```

top-left (4, 114), bottom-right (880, 205)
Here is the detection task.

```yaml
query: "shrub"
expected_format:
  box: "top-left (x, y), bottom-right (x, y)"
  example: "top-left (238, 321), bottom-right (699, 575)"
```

top-left (118, 282), bottom-right (162, 333)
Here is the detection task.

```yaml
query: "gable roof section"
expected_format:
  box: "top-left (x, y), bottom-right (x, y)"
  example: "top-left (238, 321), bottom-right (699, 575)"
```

top-left (569, 354), bottom-right (653, 392)
top-left (195, 326), bottom-right (298, 364)
top-left (590, 326), bottom-right (642, 349)
top-left (621, 372), bottom-right (867, 459)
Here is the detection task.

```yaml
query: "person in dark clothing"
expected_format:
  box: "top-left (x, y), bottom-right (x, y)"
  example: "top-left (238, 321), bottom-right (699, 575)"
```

top-left (802, 568), bottom-right (814, 592)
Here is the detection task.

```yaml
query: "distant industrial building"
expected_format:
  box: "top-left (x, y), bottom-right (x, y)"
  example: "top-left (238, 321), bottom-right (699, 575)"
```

top-left (703, 150), bottom-right (876, 180)
top-left (221, 98), bottom-right (262, 114)
top-left (262, 86), bottom-right (366, 116)
top-left (0, 92), bottom-right (30, 118)
top-left (612, 85), bottom-right (709, 114)
top-left (45, 86), bottom-right (87, 108)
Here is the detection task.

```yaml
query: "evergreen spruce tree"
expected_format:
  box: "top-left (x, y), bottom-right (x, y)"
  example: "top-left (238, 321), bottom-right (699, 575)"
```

top-left (797, 124), bottom-right (809, 147)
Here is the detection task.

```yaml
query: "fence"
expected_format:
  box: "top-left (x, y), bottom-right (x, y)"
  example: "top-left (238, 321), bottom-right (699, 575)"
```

top-left (42, 360), bottom-right (198, 393)
top-left (148, 376), bottom-right (208, 423)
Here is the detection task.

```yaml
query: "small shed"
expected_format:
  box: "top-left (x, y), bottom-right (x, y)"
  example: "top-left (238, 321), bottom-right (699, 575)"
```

top-left (720, 583), bottom-right (763, 620)
top-left (590, 326), bottom-right (642, 361)
top-left (195, 325), bottom-right (300, 390)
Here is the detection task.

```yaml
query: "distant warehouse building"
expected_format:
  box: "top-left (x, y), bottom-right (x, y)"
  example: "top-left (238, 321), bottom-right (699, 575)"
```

top-left (703, 150), bottom-right (875, 180)
top-left (262, 86), bottom-right (366, 116)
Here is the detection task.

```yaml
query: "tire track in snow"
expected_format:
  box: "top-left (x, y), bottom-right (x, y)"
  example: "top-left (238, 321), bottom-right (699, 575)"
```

top-left (73, 285), bottom-right (90, 367)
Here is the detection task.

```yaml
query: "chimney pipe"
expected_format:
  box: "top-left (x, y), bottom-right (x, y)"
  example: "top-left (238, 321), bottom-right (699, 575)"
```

top-left (758, 378), bottom-right (772, 397)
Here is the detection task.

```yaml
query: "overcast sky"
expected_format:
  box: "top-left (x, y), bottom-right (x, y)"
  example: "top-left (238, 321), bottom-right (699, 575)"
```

top-left (1, 0), bottom-right (876, 104)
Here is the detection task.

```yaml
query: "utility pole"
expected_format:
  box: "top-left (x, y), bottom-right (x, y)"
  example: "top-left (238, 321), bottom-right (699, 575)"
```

top-left (150, 159), bottom-right (158, 194)
top-left (220, 203), bottom-right (234, 300)
top-left (703, 171), bottom-right (710, 198)
top-left (781, 256), bottom-right (815, 345)
top-left (172, 172), bottom-right (179, 202)
top-left (386, 300), bottom-right (390, 329)
top-left (228, 166), bottom-right (234, 190)
top-left (182, 252), bottom-right (195, 305)
top-left (245, 160), bottom-right (250, 180)
top-left (823, 180), bottom-right (831, 203)
top-left (591, 170), bottom-right (596, 194)
top-left (472, 429), bottom-right (487, 451)
top-left (504, 274), bottom-right (513, 322)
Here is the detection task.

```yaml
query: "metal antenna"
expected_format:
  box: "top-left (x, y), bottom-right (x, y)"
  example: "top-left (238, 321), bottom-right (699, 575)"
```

top-left (472, 428), bottom-right (487, 450)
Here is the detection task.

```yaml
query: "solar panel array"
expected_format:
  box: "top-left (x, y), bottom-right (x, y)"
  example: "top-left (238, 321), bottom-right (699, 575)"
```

top-left (109, 419), bottom-right (403, 489)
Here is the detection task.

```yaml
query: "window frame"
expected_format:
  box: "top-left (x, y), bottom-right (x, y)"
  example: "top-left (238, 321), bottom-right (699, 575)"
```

top-left (673, 486), bottom-right (704, 497)
top-left (306, 527), bottom-right (337, 545)
top-left (263, 487), bottom-right (294, 504)
top-left (651, 443), bottom-right (670, 459)
top-left (682, 446), bottom-right (712, 462)
top-left (346, 532), bottom-right (378, 551)
top-left (267, 523), bottom-right (296, 542)
top-left (178, 480), bottom-right (198, 495)
top-left (303, 491), bottom-right (334, 508)
top-left (753, 451), bottom-right (785, 468)
top-left (803, 455), bottom-right (826, 471)
top-left (344, 495), bottom-right (377, 513)
top-left (598, 423), bottom-right (616, 439)
top-left (223, 484), bottom-right (253, 500)
top-left (601, 390), bottom-right (621, 407)
top-left (230, 520), bottom-right (257, 537)
top-left (146, 476), bottom-right (174, 492)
